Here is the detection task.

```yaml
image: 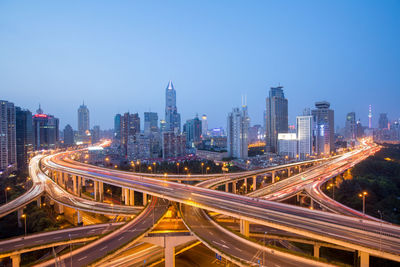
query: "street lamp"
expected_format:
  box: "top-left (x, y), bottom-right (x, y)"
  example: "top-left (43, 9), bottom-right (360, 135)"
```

top-left (4, 187), bottom-right (11, 203)
top-left (136, 160), bottom-right (141, 172)
top-left (153, 162), bottom-right (156, 173)
top-left (176, 162), bottom-right (180, 175)
top-left (201, 162), bottom-right (204, 174)
top-left (206, 167), bottom-right (210, 174)
top-left (378, 210), bottom-right (383, 252)
top-left (148, 166), bottom-right (152, 174)
top-left (358, 191), bottom-right (368, 215)
top-left (21, 214), bottom-right (27, 236)
top-left (328, 183), bottom-right (335, 200)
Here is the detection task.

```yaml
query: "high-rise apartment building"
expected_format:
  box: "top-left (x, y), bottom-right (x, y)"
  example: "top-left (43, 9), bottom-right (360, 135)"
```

top-left (345, 112), bottom-right (356, 140)
top-left (91, 125), bottom-right (100, 144)
top-left (278, 133), bottom-right (298, 158)
top-left (165, 81), bottom-right (181, 134)
top-left (63, 124), bottom-right (74, 146)
top-left (265, 86), bottom-right (288, 153)
top-left (227, 106), bottom-right (249, 159)
top-left (15, 107), bottom-right (33, 171)
top-left (0, 100), bottom-right (17, 173)
top-left (121, 112), bottom-right (140, 156)
top-left (378, 113), bottom-right (388, 129)
top-left (201, 115), bottom-right (208, 137)
top-left (114, 114), bottom-right (121, 140)
top-left (296, 115), bottom-right (313, 159)
top-left (78, 102), bottom-right (90, 136)
top-left (144, 112), bottom-right (159, 135)
top-left (312, 101), bottom-right (334, 155)
top-left (162, 132), bottom-right (186, 159)
top-left (33, 106), bottom-right (59, 150)
top-left (183, 116), bottom-right (202, 148)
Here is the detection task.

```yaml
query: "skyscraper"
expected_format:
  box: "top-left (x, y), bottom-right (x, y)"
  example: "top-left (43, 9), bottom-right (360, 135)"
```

top-left (165, 81), bottom-right (181, 134)
top-left (265, 86), bottom-right (288, 153)
top-left (114, 114), bottom-right (121, 140)
top-left (227, 105), bottom-right (249, 159)
top-left (162, 132), bottom-right (186, 159)
top-left (0, 100), bottom-right (17, 173)
top-left (201, 114), bottom-right (208, 137)
top-left (144, 112), bottom-right (159, 135)
top-left (33, 105), bottom-right (59, 150)
top-left (312, 101), bottom-right (334, 155)
top-left (16, 107), bottom-right (33, 171)
top-left (296, 115), bottom-right (313, 159)
top-left (91, 125), bottom-right (100, 144)
top-left (63, 124), bottom-right (74, 146)
top-left (345, 112), bottom-right (356, 140)
top-left (121, 112), bottom-right (140, 156)
top-left (78, 102), bottom-right (90, 136)
top-left (183, 115), bottom-right (202, 148)
top-left (378, 113), bottom-right (388, 129)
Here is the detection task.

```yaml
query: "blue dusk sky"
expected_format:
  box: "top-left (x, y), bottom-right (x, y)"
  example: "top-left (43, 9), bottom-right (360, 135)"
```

top-left (1, 1), bottom-right (399, 130)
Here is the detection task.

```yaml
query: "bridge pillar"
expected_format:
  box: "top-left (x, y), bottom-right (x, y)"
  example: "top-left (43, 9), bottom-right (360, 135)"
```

top-left (165, 241), bottom-right (175, 267)
top-left (76, 176), bottom-right (81, 197)
top-left (36, 196), bottom-right (41, 208)
top-left (232, 182), bottom-right (236, 193)
top-left (271, 171), bottom-right (276, 183)
top-left (239, 219), bottom-right (250, 237)
top-left (98, 182), bottom-right (104, 202)
top-left (76, 210), bottom-right (83, 225)
top-left (313, 244), bottom-right (320, 258)
top-left (129, 189), bottom-right (135, 206)
top-left (225, 183), bottom-right (229, 192)
top-left (124, 188), bottom-right (130, 205)
top-left (11, 254), bottom-right (21, 267)
top-left (56, 203), bottom-right (64, 214)
top-left (94, 181), bottom-right (98, 201)
top-left (143, 193), bottom-right (148, 206)
top-left (72, 175), bottom-right (78, 195)
top-left (17, 208), bottom-right (23, 228)
top-left (310, 198), bottom-right (314, 209)
top-left (243, 178), bottom-right (247, 193)
top-left (287, 168), bottom-right (291, 177)
top-left (359, 251), bottom-right (369, 267)
top-left (252, 176), bottom-right (257, 191)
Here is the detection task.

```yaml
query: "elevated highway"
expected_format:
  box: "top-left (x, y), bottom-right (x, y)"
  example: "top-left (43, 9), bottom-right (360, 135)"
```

top-left (41, 148), bottom-right (400, 264)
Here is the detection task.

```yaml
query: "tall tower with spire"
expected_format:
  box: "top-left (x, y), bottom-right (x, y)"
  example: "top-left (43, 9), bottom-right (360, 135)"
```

top-left (164, 81), bottom-right (181, 133)
top-left (368, 104), bottom-right (372, 129)
top-left (78, 101), bottom-right (90, 136)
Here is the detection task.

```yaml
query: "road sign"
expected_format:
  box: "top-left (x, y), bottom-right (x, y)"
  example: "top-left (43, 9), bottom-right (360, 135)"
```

top-left (215, 253), bottom-right (222, 261)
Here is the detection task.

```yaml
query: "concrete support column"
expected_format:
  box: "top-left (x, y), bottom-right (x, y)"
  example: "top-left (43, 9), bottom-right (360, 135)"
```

top-left (313, 244), bottom-right (320, 258)
top-left (225, 183), bottom-right (229, 192)
top-left (98, 182), bottom-right (104, 202)
top-left (243, 178), bottom-right (247, 193)
top-left (310, 198), bottom-right (314, 209)
top-left (232, 182), bottom-right (236, 194)
top-left (359, 251), bottom-right (369, 267)
top-left (239, 219), bottom-right (250, 237)
top-left (94, 181), bottom-right (98, 201)
top-left (129, 189), bottom-right (135, 206)
top-left (36, 196), bottom-right (41, 208)
top-left (165, 242), bottom-right (175, 267)
top-left (252, 176), bottom-right (257, 191)
top-left (124, 188), bottom-right (130, 205)
top-left (143, 193), bottom-right (148, 206)
top-left (17, 209), bottom-right (23, 228)
top-left (72, 175), bottom-right (77, 195)
top-left (76, 210), bottom-right (82, 225)
top-left (11, 254), bottom-right (21, 267)
top-left (77, 176), bottom-right (82, 197)
top-left (287, 168), bottom-right (291, 177)
top-left (271, 171), bottom-right (276, 183)
top-left (56, 203), bottom-right (64, 214)
top-left (296, 192), bottom-right (300, 202)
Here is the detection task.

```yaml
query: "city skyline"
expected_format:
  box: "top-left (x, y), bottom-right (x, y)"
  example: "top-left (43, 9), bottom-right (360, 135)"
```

top-left (1, 1), bottom-right (399, 129)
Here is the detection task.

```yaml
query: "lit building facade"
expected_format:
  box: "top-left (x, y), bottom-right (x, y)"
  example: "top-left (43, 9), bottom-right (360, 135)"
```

top-left (78, 102), bottom-right (90, 136)
top-left (33, 106), bottom-right (59, 150)
top-left (265, 86), bottom-right (288, 153)
top-left (312, 101), bottom-right (334, 155)
top-left (227, 106), bottom-right (249, 159)
top-left (278, 133), bottom-right (298, 158)
top-left (0, 100), bottom-right (17, 173)
top-left (15, 107), bottom-right (33, 172)
top-left (296, 115), bottom-right (313, 159)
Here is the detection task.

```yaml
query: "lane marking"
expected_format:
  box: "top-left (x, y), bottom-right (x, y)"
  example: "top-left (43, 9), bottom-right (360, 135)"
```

top-left (77, 256), bottom-right (87, 261)
top-left (100, 246), bottom-right (108, 251)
